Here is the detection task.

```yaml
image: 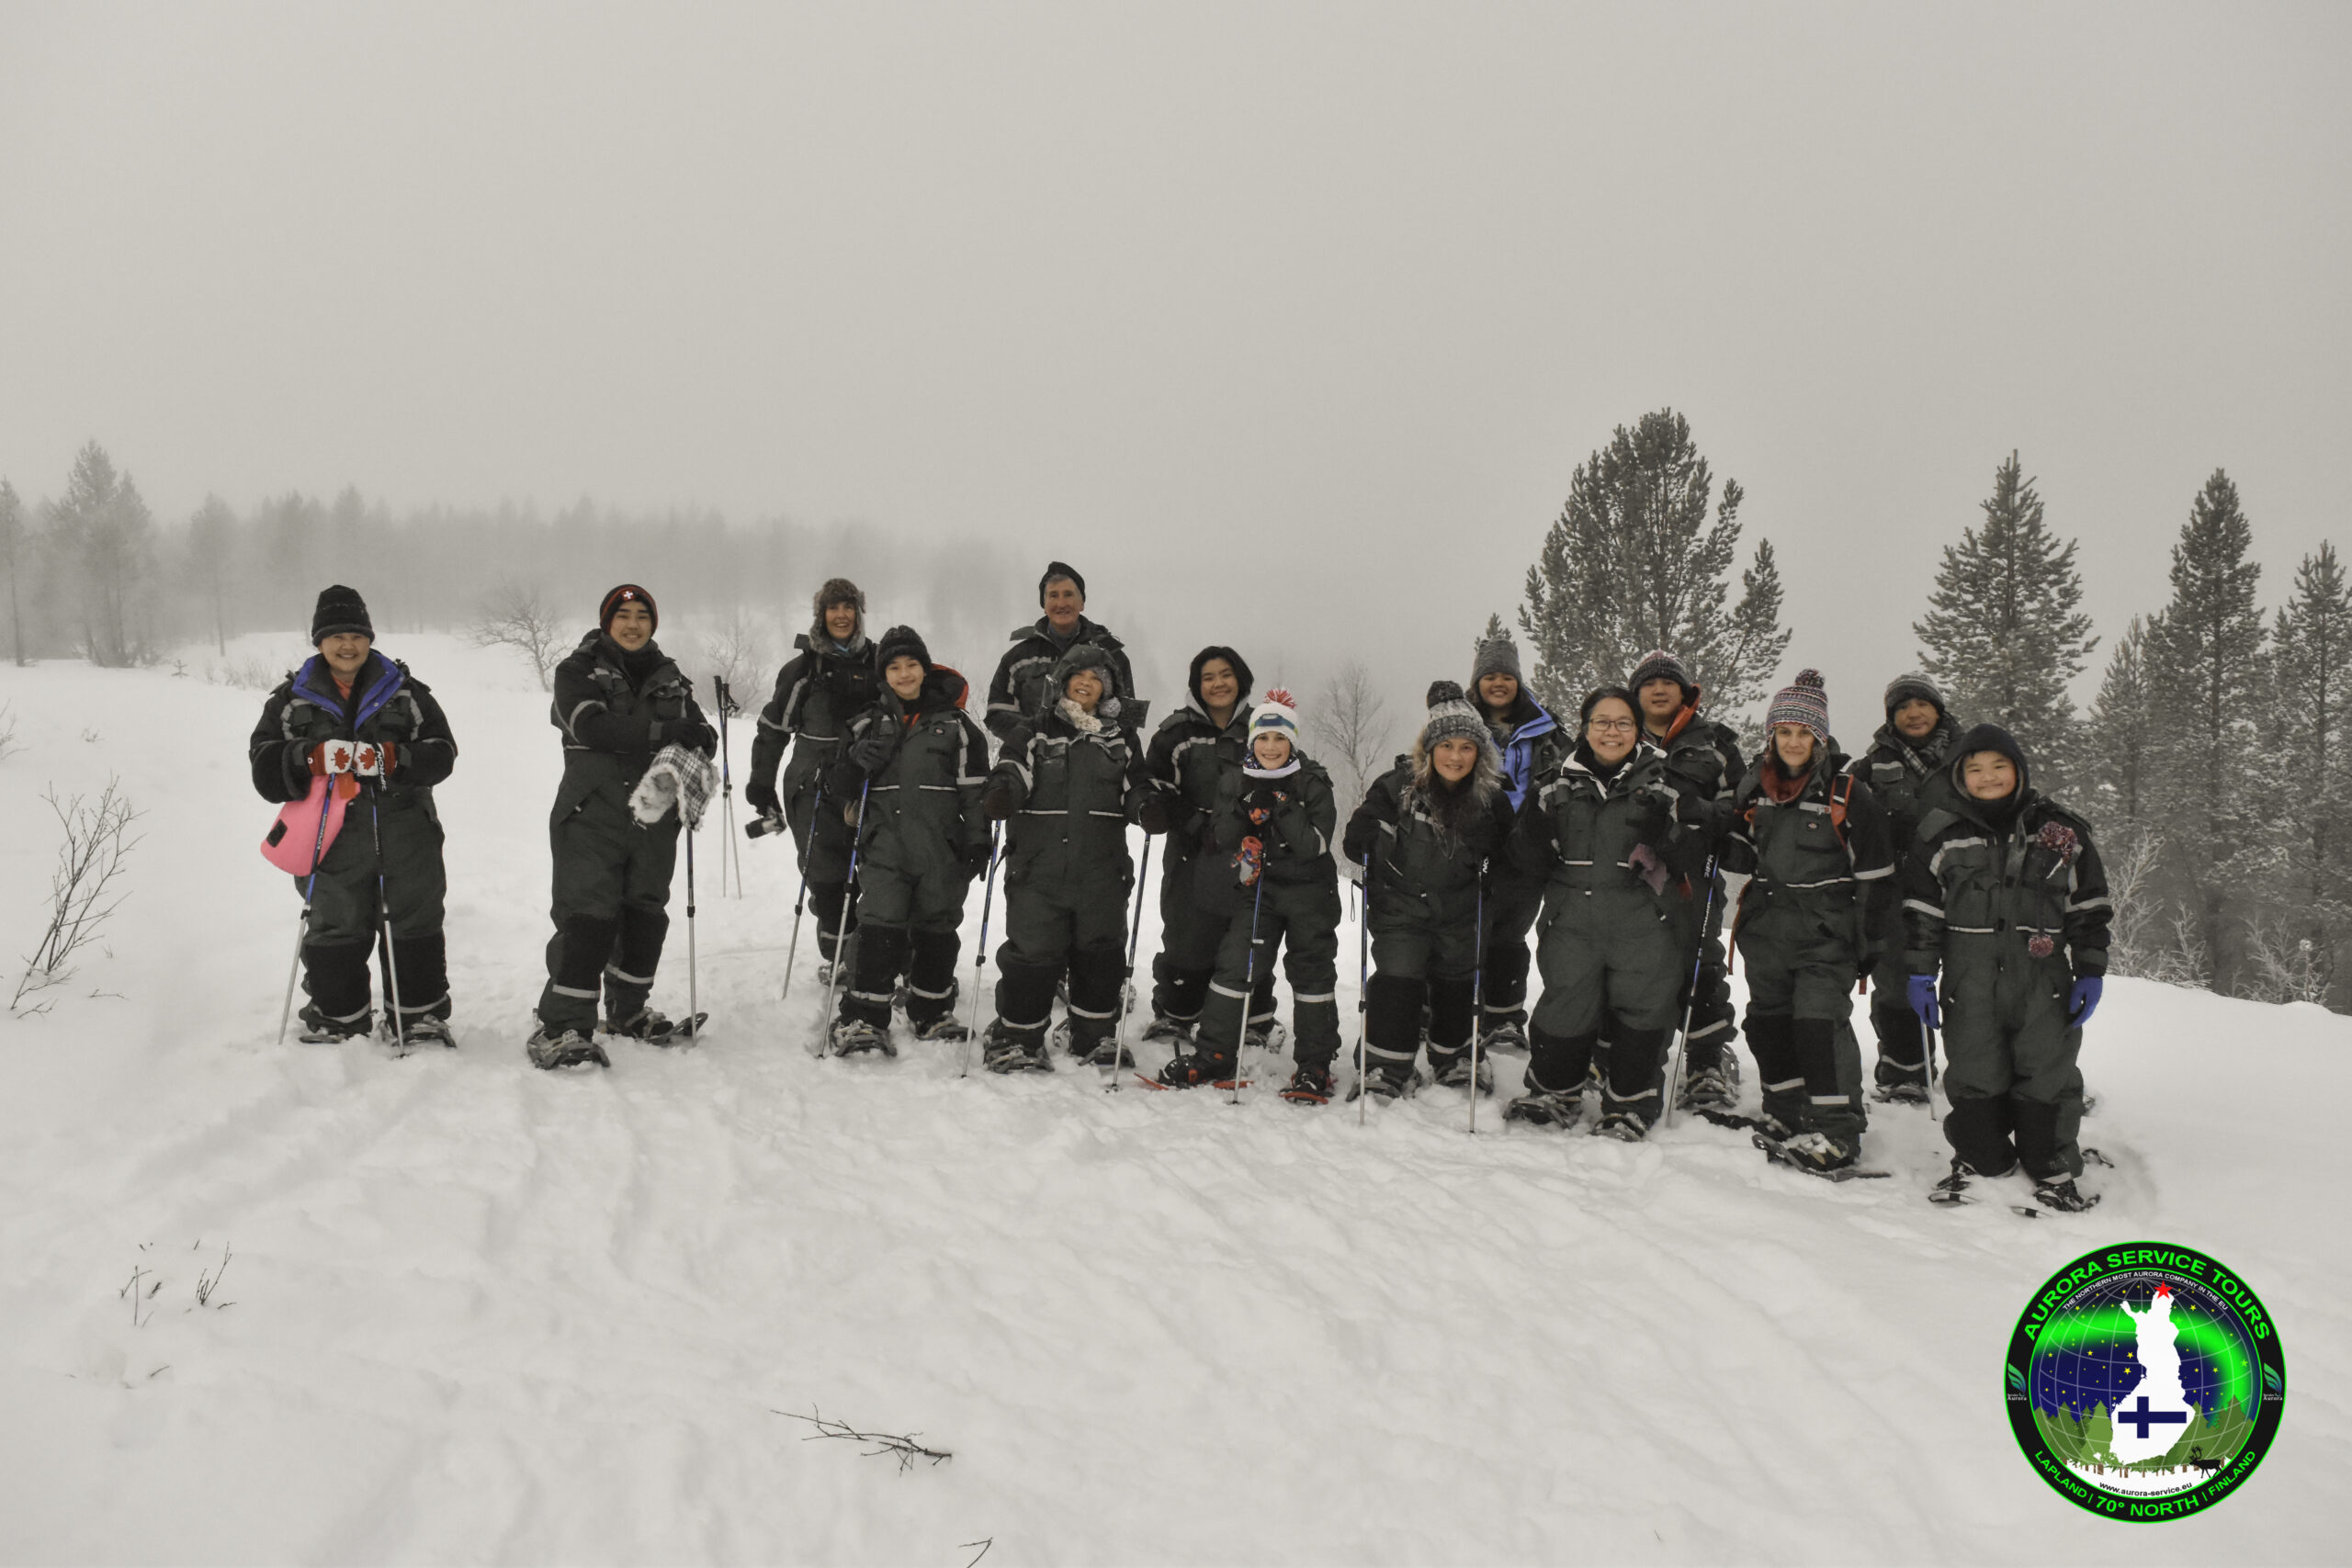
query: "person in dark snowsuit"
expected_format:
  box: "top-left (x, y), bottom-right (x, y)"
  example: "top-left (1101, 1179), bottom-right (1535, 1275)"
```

top-left (1468, 636), bottom-right (1559, 1053)
top-left (1627, 649), bottom-right (1747, 1111)
top-left (821, 626), bottom-right (994, 1053)
top-left (249, 585), bottom-right (458, 1043)
top-left (1163, 692), bottom-right (1345, 1100)
top-left (978, 642), bottom-right (1162, 1071)
top-left (1342, 682), bottom-right (1517, 1100)
top-left (1847, 671), bottom-right (1963, 1100)
top-left (1721, 670), bottom-right (1895, 1172)
top-left (1140, 645), bottom-right (1277, 1041)
top-left (1505, 687), bottom-right (1705, 1139)
top-left (1904, 724), bottom-right (2111, 1212)
top-left (531, 584), bottom-right (718, 1068)
top-left (747, 578), bottom-right (879, 983)
top-left (985, 561), bottom-right (1138, 745)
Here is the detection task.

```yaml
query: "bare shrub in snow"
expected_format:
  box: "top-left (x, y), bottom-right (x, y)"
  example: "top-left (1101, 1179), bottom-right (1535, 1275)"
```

top-left (471, 576), bottom-right (566, 691)
top-left (0, 701), bottom-right (17, 762)
top-left (13, 777), bottom-right (142, 1012)
top-left (696, 604), bottom-right (777, 706)
top-left (2241, 915), bottom-right (2329, 1006)
top-left (1306, 660), bottom-right (1392, 809)
top-left (2100, 825), bottom-right (2165, 979)
top-left (776, 1407), bottom-right (952, 1471)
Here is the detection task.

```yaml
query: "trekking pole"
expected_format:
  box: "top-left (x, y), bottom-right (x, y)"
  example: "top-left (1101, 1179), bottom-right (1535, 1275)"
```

top-left (810, 779), bottom-right (871, 1057)
top-left (276, 773), bottom-right (341, 1046)
top-left (367, 781), bottom-right (409, 1051)
top-left (713, 677), bottom-right (741, 897)
top-left (1106, 830), bottom-right (1154, 1092)
top-left (1659, 853), bottom-right (1721, 1132)
top-left (1468, 860), bottom-right (1487, 1135)
top-left (1356, 852), bottom-right (1371, 1127)
top-left (684, 815), bottom-right (700, 1040)
top-left (1228, 874), bottom-right (1268, 1107)
top-left (775, 777), bottom-right (827, 1002)
top-left (1922, 1019), bottom-right (1942, 1124)
top-left (958, 825), bottom-right (1002, 1077)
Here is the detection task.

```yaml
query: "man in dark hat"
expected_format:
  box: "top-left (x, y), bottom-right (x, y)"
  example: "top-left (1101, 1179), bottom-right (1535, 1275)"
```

top-left (248, 585), bottom-right (459, 1045)
top-left (984, 561), bottom-right (1138, 744)
top-left (529, 582), bottom-right (718, 1069)
top-left (1848, 671), bottom-right (1963, 1101)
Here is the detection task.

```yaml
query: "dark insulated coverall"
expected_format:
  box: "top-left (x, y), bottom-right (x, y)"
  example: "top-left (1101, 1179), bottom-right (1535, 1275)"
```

top-left (539, 632), bottom-right (711, 1035)
top-left (1194, 758), bottom-right (1344, 1072)
top-left (989, 707), bottom-right (1150, 1050)
top-left (827, 667), bottom-right (991, 1031)
top-left (750, 632), bottom-right (878, 970)
top-left (250, 652), bottom-right (458, 1032)
top-left (1144, 696), bottom-right (1276, 1031)
top-left (1848, 713), bottom-right (1960, 1089)
top-left (1724, 756), bottom-right (1894, 1145)
top-left (1903, 781), bottom-right (2110, 1179)
top-left (1343, 758), bottom-right (1516, 1090)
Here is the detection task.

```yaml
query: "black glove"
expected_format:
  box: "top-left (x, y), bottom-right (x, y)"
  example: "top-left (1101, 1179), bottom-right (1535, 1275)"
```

top-left (1137, 795), bottom-right (1174, 834)
top-left (665, 719), bottom-right (719, 755)
top-left (1632, 777), bottom-right (1678, 824)
top-left (744, 776), bottom-right (780, 818)
top-left (964, 840), bottom-right (995, 878)
top-left (848, 722), bottom-right (900, 774)
top-left (983, 785), bottom-right (1016, 821)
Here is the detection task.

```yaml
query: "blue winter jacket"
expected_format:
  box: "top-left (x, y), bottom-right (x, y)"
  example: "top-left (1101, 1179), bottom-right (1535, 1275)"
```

top-left (1487, 690), bottom-right (1560, 813)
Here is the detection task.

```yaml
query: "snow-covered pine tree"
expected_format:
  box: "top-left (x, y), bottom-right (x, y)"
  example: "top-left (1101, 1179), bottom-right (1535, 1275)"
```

top-left (46, 442), bottom-right (161, 668)
top-left (187, 495), bottom-right (239, 656)
top-left (1516, 410), bottom-right (1788, 718)
top-left (2086, 616), bottom-right (2156, 827)
top-left (2143, 468), bottom-right (2267, 987)
top-left (1912, 452), bottom-right (2097, 788)
top-left (2258, 543), bottom-right (2352, 1002)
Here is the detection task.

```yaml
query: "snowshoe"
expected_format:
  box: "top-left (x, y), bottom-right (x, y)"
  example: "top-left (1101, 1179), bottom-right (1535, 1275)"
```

top-left (1678, 1065), bottom-right (1738, 1113)
top-left (604, 1008), bottom-right (703, 1043)
top-left (1477, 1021), bottom-right (1529, 1055)
top-left (1871, 1080), bottom-right (1931, 1106)
top-left (388, 1015), bottom-right (457, 1049)
top-left (1088, 1037), bottom-right (1136, 1070)
top-left (981, 1023), bottom-right (1052, 1074)
top-left (527, 1028), bottom-right (610, 1070)
top-left (1279, 1065), bottom-right (1336, 1105)
top-left (1504, 1086), bottom-right (1584, 1128)
top-left (1752, 1131), bottom-right (1889, 1181)
top-left (1346, 1071), bottom-right (1413, 1103)
top-left (814, 961), bottom-right (838, 987)
top-left (1244, 1021), bottom-right (1288, 1055)
top-left (1152, 1051), bottom-right (1237, 1089)
top-left (1431, 1052), bottom-right (1495, 1096)
top-left (828, 1020), bottom-right (898, 1058)
top-left (1139, 1012), bottom-right (1194, 1043)
top-left (2032, 1176), bottom-right (2101, 1213)
top-left (1593, 1110), bottom-right (1650, 1143)
top-left (1928, 1155), bottom-right (2018, 1205)
top-left (910, 1014), bottom-right (971, 1043)
top-left (296, 1002), bottom-right (372, 1043)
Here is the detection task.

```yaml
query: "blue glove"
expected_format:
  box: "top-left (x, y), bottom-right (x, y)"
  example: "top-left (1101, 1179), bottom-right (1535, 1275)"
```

top-left (2068, 975), bottom-right (2103, 1028)
top-left (1906, 975), bottom-right (1941, 1031)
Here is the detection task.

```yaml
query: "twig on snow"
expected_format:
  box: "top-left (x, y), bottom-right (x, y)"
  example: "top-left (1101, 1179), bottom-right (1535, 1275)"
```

top-left (774, 1406), bottom-right (952, 1471)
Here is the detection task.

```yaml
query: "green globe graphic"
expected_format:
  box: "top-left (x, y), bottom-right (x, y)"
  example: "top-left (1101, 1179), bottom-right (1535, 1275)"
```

top-left (2027, 1270), bottom-right (2262, 1495)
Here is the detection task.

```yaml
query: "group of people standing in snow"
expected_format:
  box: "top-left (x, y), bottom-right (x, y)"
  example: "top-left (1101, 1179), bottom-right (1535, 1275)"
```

top-left (247, 561), bottom-right (2115, 1210)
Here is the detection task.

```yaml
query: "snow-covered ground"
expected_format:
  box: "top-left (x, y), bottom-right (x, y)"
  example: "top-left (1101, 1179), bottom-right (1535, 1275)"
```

top-left (0, 635), bottom-right (2341, 1565)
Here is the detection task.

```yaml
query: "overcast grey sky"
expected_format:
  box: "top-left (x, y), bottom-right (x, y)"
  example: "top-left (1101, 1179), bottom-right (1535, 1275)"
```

top-left (4, 1), bottom-right (2346, 739)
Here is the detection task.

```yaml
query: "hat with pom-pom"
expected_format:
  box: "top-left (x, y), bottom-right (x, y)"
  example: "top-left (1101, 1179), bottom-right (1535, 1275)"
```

top-left (1419, 680), bottom-right (1491, 756)
top-left (1246, 687), bottom-right (1300, 748)
top-left (1766, 668), bottom-right (1832, 742)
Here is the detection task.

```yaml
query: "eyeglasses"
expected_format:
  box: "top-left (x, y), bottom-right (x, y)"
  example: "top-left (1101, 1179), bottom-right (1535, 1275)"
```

top-left (1588, 718), bottom-right (1636, 734)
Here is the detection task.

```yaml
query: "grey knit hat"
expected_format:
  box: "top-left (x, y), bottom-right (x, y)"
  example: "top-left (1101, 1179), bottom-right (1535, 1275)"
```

top-left (1471, 636), bottom-right (1521, 684)
top-left (1766, 668), bottom-right (1833, 742)
top-left (1883, 671), bottom-right (1949, 721)
top-left (1420, 681), bottom-right (1496, 759)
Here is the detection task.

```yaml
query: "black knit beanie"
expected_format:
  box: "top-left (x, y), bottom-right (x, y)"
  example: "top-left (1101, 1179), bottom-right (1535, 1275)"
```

top-left (600, 583), bottom-right (657, 635)
top-left (311, 584), bottom-right (373, 645)
top-left (1039, 561), bottom-right (1087, 604)
top-left (1951, 722), bottom-right (2031, 802)
top-left (875, 624), bottom-right (932, 674)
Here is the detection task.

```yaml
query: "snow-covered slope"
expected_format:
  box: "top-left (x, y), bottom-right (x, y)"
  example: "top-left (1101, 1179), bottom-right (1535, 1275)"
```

top-left (0, 638), bottom-right (2340, 1565)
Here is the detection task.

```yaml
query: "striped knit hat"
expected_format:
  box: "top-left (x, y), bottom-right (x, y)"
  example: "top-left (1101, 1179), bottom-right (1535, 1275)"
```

top-left (1628, 649), bottom-right (1695, 702)
top-left (1766, 668), bottom-right (1832, 742)
top-left (1420, 681), bottom-right (1494, 757)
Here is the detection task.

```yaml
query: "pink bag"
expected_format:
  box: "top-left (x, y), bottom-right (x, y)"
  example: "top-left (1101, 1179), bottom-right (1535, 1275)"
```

top-left (261, 774), bottom-right (354, 876)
